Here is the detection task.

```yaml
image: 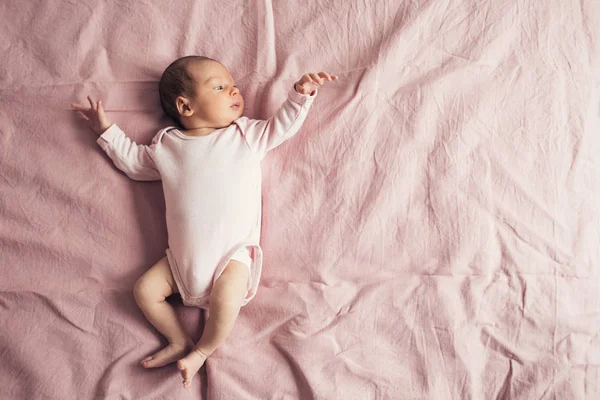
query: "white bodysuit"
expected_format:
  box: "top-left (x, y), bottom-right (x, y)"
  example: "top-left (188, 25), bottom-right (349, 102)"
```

top-left (97, 89), bottom-right (315, 309)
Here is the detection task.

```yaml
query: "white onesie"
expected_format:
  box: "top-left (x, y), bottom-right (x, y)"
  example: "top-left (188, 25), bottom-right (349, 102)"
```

top-left (97, 89), bottom-right (315, 309)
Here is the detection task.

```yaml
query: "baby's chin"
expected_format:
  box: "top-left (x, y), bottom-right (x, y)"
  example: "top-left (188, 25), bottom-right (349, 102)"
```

top-left (215, 109), bottom-right (243, 128)
top-left (232, 108), bottom-right (244, 121)
top-left (217, 116), bottom-right (241, 129)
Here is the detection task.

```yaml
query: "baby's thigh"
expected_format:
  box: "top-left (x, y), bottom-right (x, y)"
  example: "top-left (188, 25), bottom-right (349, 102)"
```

top-left (134, 256), bottom-right (178, 300)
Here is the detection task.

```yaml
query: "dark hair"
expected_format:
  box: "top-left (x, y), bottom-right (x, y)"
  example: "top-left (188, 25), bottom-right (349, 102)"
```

top-left (158, 56), bottom-right (217, 124)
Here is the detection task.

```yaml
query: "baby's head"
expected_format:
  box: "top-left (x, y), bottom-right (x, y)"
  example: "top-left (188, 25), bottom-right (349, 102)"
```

top-left (159, 56), bottom-right (243, 130)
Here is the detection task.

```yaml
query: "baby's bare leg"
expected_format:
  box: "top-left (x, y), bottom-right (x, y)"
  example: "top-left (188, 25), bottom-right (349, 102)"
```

top-left (177, 260), bottom-right (249, 389)
top-left (134, 256), bottom-right (195, 368)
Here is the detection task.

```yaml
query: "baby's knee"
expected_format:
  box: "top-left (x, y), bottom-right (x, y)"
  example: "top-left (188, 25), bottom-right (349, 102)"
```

top-left (133, 276), bottom-right (148, 301)
top-left (133, 275), bottom-right (161, 303)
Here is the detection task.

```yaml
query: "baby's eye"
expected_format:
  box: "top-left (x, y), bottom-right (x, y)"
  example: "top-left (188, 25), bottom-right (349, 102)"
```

top-left (215, 85), bottom-right (224, 91)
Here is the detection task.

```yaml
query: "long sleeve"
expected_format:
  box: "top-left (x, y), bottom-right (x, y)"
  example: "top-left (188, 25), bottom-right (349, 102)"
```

top-left (96, 124), bottom-right (161, 181)
top-left (235, 88), bottom-right (316, 158)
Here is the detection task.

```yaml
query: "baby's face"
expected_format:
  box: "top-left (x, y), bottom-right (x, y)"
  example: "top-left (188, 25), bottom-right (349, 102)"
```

top-left (187, 60), bottom-right (244, 128)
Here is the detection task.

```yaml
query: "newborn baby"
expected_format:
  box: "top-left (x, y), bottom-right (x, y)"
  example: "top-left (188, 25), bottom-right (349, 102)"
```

top-left (71, 56), bottom-right (337, 389)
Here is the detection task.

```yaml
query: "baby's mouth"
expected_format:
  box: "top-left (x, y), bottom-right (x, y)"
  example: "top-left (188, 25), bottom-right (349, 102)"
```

top-left (231, 102), bottom-right (240, 109)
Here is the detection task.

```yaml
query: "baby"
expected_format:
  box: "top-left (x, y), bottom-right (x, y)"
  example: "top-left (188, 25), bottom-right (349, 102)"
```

top-left (71, 56), bottom-right (337, 389)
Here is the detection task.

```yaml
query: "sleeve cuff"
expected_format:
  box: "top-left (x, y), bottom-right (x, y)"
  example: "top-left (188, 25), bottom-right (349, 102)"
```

top-left (96, 123), bottom-right (120, 150)
top-left (288, 87), bottom-right (317, 106)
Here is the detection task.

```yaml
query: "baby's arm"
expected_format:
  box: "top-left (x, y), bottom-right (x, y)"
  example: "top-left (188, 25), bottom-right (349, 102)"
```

top-left (71, 96), bottom-right (161, 181)
top-left (96, 125), bottom-right (161, 181)
top-left (237, 72), bottom-right (337, 156)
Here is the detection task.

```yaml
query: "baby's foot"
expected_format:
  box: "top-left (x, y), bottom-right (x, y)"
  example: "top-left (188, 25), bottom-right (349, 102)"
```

top-left (140, 343), bottom-right (191, 369)
top-left (177, 349), bottom-right (209, 389)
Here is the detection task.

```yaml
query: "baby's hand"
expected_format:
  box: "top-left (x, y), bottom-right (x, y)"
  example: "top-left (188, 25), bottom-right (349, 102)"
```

top-left (294, 72), bottom-right (338, 96)
top-left (71, 96), bottom-right (112, 136)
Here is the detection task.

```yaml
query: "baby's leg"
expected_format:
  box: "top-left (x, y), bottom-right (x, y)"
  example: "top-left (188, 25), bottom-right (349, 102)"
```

top-left (134, 256), bottom-right (195, 368)
top-left (177, 260), bottom-right (249, 389)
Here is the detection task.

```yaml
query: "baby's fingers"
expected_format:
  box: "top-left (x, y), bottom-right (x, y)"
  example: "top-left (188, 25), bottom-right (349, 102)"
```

top-left (87, 95), bottom-right (97, 111)
top-left (71, 103), bottom-right (89, 111)
top-left (71, 103), bottom-right (91, 120)
top-left (298, 73), bottom-right (313, 86)
top-left (317, 72), bottom-right (338, 81)
top-left (97, 100), bottom-right (106, 117)
top-left (308, 72), bottom-right (324, 85)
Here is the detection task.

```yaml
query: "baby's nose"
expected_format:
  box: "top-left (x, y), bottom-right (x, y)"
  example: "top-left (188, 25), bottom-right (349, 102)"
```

top-left (231, 87), bottom-right (239, 96)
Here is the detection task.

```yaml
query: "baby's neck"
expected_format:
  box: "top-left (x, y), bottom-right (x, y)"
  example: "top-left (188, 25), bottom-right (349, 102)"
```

top-left (181, 127), bottom-right (218, 137)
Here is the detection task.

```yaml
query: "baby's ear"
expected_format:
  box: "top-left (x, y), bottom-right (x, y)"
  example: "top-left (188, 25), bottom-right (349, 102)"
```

top-left (176, 96), bottom-right (193, 117)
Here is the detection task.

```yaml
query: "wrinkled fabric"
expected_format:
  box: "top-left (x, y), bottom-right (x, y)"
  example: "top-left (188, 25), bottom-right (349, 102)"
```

top-left (1, 1), bottom-right (600, 399)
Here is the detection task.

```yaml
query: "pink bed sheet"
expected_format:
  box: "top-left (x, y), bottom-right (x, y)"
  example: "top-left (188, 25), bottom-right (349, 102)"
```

top-left (2, 1), bottom-right (600, 399)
